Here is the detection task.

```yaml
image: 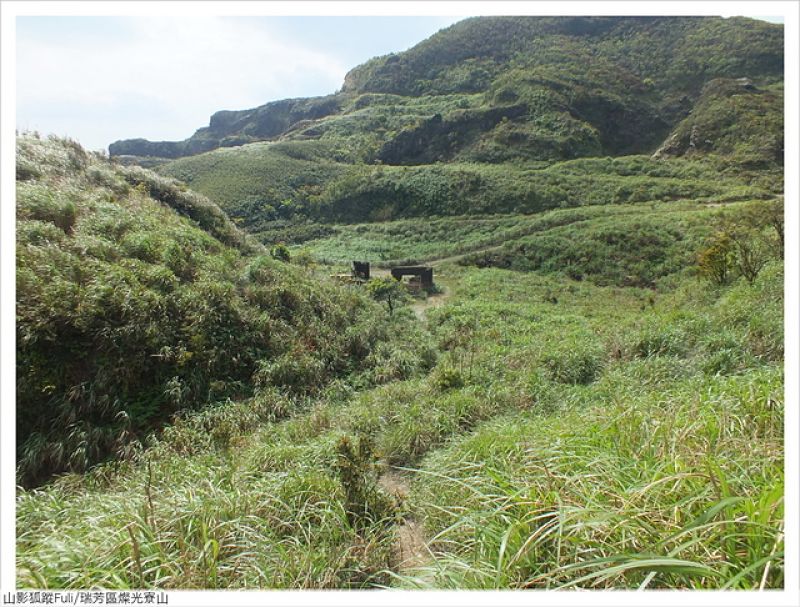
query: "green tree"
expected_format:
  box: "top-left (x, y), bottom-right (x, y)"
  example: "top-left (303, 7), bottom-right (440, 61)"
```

top-left (365, 277), bottom-right (408, 315)
top-left (697, 231), bottom-right (735, 285)
top-left (698, 200), bottom-right (783, 285)
top-left (721, 201), bottom-right (782, 284)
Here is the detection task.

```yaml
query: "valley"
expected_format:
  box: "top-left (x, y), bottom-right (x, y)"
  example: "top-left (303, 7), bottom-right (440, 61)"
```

top-left (14, 15), bottom-right (785, 592)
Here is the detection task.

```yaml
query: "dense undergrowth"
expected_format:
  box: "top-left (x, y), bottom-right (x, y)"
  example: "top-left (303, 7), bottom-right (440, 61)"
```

top-left (400, 263), bottom-right (783, 589)
top-left (291, 198), bottom-right (780, 291)
top-left (15, 14), bottom-right (785, 582)
top-left (17, 177), bottom-right (784, 588)
top-left (160, 150), bottom-right (779, 235)
top-left (16, 135), bottom-right (434, 486)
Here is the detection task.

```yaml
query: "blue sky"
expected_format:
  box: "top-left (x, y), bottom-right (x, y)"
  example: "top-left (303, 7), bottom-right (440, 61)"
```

top-left (16, 15), bottom-right (783, 152)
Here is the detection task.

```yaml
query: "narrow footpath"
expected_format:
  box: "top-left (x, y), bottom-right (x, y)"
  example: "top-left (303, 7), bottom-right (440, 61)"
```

top-left (378, 468), bottom-right (428, 573)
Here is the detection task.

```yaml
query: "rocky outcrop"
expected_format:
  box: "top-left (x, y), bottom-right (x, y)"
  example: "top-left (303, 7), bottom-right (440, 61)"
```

top-left (652, 77), bottom-right (778, 161)
top-left (376, 104), bottom-right (528, 165)
top-left (109, 94), bottom-right (345, 158)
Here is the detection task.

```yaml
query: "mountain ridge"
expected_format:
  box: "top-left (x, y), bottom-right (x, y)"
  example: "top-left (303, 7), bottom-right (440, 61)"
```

top-left (109, 16), bottom-right (783, 165)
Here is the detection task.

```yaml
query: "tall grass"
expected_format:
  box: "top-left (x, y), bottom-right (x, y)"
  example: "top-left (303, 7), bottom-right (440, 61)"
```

top-left (16, 154), bottom-right (783, 589)
top-left (399, 368), bottom-right (782, 589)
top-left (16, 391), bottom-right (401, 589)
top-left (15, 134), bottom-right (435, 485)
top-left (391, 262), bottom-right (784, 589)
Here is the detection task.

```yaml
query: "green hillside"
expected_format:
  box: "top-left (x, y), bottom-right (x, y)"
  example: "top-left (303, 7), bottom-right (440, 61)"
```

top-left (111, 16), bottom-right (782, 165)
top-left (159, 150), bottom-right (778, 246)
top-left (653, 78), bottom-right (784, 169)
top-left (17, 14), bottom-right (785, 592)
top-left (124, 15), bottom-right (782, 240)
top-left (15, 134), bottom-right (433, 486)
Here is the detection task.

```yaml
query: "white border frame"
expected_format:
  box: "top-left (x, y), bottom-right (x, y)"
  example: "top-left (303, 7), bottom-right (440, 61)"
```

top-left (2, 2), bottom-right (798, 606)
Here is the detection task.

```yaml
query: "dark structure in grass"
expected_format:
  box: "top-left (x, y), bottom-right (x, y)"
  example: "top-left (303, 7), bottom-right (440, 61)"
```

top-left (352, 261), bottom-right (370, 280)
top-left (391, 265), bottom-right (434, 288)
top-left (341, 261), bottom-right (435, 289)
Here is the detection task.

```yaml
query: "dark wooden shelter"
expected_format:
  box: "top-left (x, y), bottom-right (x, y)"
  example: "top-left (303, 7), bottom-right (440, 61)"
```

top-left (390, 266), bottom-right (434, 288)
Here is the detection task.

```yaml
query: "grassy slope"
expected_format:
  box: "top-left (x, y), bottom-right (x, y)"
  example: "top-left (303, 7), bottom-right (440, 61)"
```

top-left (17, 196), bottom-right (784, 589)
top-left (290, 198), bottom-right (782, 292)
top-left (160, 150), bottom-right (780, 242)
top-left (290, 203), bottom-right (701, 267)
top-left (147, 16), bottom-right (782, 240)
top-left (15, 135), bottom-right (434, 486)
top-left (403, 263), bottom-right (783, 589)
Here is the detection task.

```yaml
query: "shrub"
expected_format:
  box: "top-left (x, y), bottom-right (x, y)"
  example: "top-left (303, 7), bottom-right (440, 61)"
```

top-left (697, 231), bottom-right (734, 285)
top-left (17, 220), bottom-right (67, 246)
top-left (292, 247), bottom-right (316, 267)
top-left (17, 184), bottom-right (78, 234)
top-left (335, 434), bottom-right (394, 528)
top-left (253, 350), bottom-right (326, 395)
top-left (270, 242), bottom-right (291, 262)
top-left (716, 261), bottom-right (783, 361)
top-left (16, 155), bottom-right (42, 181)
top-left (365, 342), bottom-right (432, 385)
top-left (542, 341), bottom-right (604, 384)
top-left (627, 321), bottom-right (690, 359)
top-left (698, 200), bottom-right (783, 285)
top-left (431, 363), bottom-right (465, 391)
top-left (365, 277), bottom-right (409, 315)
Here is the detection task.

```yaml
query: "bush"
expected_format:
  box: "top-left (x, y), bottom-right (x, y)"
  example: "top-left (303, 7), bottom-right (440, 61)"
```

top-left (335, 434), bottom-right (395, 528)
top-left (542, 341), bottom-right (605, 384)
top-left (431, 363), bottom-right (465, 391)
top-left (697, 231), bottom-right (734, 285)
top-left (270, 242), bottom-right (292, 262)
top-left (365, 277), bottom-right (409, 315)
top-left (17, 184), bottom-right (78, 234)
top-left (253, 350), bottom-right (326, 395)
top-left (627, 320), bottom-right (690, 359)
top-left (698, 200), bottom-right (783, 285)
top-left (716, 261), bottom-right (783, 361)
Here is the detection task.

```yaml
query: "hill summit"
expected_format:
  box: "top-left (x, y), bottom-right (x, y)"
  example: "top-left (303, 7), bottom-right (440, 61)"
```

top-left (109, 16), bottom-right (783, 166)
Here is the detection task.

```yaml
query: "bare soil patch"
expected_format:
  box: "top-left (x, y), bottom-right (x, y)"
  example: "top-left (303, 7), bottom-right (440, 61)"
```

top-left (378, 469), bottom-right (428, 572)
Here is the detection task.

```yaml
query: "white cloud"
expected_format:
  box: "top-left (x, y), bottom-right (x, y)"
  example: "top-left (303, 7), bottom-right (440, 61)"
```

top-left (16, 17), bottom-right (350, 149)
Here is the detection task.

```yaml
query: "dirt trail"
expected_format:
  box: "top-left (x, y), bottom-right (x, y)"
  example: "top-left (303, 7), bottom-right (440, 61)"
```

top-left (370, 266), bottom-right (450, 321)
top-left (378, 468), bottom-right (428, 572)
top-left (410, 291), bottom-right (448, 320)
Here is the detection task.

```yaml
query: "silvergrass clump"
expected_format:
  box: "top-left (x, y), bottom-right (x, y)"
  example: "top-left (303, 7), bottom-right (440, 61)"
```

top-left (334, 435), bottom-right (395, 528)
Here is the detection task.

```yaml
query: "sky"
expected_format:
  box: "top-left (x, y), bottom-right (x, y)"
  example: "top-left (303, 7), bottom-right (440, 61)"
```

top-left (16, 16), bottom-right (465, 151)
top-left (16, 15), bottom-right (783, 152)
